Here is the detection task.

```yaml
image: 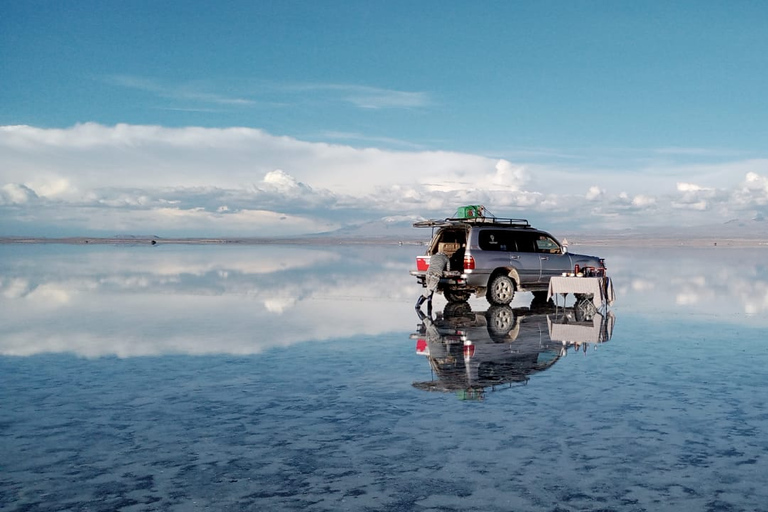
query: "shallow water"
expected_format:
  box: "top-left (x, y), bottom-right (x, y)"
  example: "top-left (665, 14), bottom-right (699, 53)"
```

top-left (1, 243), bottom-right (767, 511)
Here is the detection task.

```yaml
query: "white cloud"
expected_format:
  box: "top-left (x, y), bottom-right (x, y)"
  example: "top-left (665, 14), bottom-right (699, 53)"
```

top-left (3, 123), bottom-right (768, 236)
top-left (105, 75), bottom-right (257, 106)
top-left (734, 172), bottom-right (768, 207)
top-left (490, 159), bottom-right (528, 190)
top-left (631, 195), bottom-right (656, 207)
top-left (1, 183), bottom-right (37, 204)
top-left (288, 83), bottom-right (432, 109)
top-left (677, 182), bottom-right (709, 192)
top-left (261, 169), bottom-right (310, 194)
top-left (586, 186), bottom-right (604, 201)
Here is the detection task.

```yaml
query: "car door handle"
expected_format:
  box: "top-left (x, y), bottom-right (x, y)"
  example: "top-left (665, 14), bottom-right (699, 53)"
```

top-left (540, 256), bottom-right (548, 261)
top-left (510, 255), bottom-right (520, 260)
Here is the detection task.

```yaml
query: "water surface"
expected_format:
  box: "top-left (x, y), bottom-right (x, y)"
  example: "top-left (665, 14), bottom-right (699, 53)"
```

top-left (2, 243), bottom-right (767, 511)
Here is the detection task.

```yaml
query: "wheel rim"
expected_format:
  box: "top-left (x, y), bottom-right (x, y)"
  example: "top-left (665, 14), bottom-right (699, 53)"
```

top-left (494, 280), bottom-right (512, 301)
top-left (491, 308), bottom-right (513, 331)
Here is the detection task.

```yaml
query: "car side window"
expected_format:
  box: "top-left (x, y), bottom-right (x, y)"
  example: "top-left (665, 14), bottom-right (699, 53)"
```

top-left (535, 236), bottom-right (561, 253)
top-left (513, 233), bottom-right (537, 253)
top-left (478, 230), bottom-right (512, 251)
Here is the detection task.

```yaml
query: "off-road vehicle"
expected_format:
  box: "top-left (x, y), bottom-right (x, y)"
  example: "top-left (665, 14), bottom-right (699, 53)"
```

top-left (410, 210), bottom-right (607, 305)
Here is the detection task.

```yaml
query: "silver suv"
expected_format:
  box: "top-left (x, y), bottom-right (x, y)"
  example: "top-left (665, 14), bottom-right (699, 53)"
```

top-left (410, 215), bottom-right (606, 305)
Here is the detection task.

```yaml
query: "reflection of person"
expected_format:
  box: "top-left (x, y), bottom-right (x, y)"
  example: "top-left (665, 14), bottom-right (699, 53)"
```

top-left (415, 250), bottom-right (451, 315)
top-left (416, 306), bottom-right (441, 342)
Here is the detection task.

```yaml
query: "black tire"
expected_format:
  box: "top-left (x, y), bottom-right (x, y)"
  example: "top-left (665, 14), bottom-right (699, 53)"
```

top-left (486, 305), bottom-right (516, 337)
top-left (443, 301), bottom-right (472, 318)
top-left (444, 288), bottom-right (472, 303)
top-left (486, 274), bottom-right (515, 305)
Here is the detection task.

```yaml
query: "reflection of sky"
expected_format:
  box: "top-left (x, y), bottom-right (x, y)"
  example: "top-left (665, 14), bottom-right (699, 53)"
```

top-left (597, 246), bottom-right (768, 322)
top-left (5, 244), bottom-right (768, 511)
top-left (0, 244), bottom-right (418, 357)
top-left (2, 244), bottom-right (767, 358)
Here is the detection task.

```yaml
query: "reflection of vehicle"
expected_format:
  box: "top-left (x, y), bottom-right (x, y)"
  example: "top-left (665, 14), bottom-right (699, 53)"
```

top-left (412, 301), bottom-right (615, 399)
top-left (410, 210), bottom-right (607, 305)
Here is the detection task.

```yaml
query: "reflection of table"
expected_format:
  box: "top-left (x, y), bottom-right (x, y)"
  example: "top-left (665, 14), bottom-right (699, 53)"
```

top-left (547, 276), bottom-right (615, 309)
top-left (547, 311), bottom-right (615, 343)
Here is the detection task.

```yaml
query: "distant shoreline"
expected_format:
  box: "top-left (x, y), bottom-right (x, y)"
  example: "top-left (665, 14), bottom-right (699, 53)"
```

top-left (1, 236), bottom-right (767, 247)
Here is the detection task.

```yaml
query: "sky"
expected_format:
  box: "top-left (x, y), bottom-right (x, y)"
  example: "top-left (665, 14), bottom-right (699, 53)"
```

top-left (2, 0), bottom-right (768, 237)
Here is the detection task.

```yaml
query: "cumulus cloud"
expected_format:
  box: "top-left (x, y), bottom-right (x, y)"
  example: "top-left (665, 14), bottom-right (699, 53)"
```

top-left (3, 123), bottom-right (768, 236)
top-left (586, 186), bottom-right (604, 201)
top-left (490, 159), bottom-right (528, 190)
top-left (1, 183), bottom-right (38, 204)
top-left (734, 172), bottom-right (768, 206)
top-left (631, 195), bottom-right (656, 207)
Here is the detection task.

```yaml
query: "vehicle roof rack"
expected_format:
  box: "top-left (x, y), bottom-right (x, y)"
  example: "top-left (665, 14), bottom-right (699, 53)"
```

top-left (446, 216), bottom-right (531, 227)
top-left (413, 217), bottom-right (531, 228)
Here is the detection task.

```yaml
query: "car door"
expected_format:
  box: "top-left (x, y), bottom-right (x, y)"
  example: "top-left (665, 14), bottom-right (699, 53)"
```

top-left (476, 229), bottom-right (515, 281)
top-left (509, 232), bottom-right (542, 284)
top-left (535, 234), bottom-right (572, 280)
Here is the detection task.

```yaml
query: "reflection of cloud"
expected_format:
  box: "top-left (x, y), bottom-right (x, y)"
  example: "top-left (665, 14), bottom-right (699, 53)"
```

top-left (608, 247), bottom-right (768, 320)
top-left (2, 278), bottom-right (31, 298)
top-left (630, 279), bottom-right (655, 292)
top-left (25, 284), bottom-right (71, 305)
top-left (0, 245), bottom-right (419, 357)
top-left (676, 293), bottom-right (699, 305)
top-left (743, 290), bottom-right (768, 315)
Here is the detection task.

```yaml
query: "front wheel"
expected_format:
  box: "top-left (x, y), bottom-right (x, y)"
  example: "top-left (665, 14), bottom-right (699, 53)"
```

top-left (486, 275), bottom-right (515, 305)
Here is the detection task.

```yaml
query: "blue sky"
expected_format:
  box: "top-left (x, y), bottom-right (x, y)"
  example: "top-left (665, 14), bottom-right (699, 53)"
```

top-left (2, 1), bottom-right (768, 236)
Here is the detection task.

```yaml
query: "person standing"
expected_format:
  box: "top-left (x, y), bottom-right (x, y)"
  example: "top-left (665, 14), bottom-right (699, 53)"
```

top-left (415, 250), bottom-right (451, 315)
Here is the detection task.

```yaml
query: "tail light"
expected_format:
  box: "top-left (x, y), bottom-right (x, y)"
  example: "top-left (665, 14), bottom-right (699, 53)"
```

top-left (416, 256), bottom-right (430, 271)
top-left (464, 255), bottom-right (476, 270)
top-left (416, 339), bottom-right (428, 355)
top-left (463, 342), bottom-right (475, 358)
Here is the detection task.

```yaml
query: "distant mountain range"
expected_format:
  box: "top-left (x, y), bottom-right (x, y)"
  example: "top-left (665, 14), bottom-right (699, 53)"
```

top-left (2, 216), bottom-right (766, 247)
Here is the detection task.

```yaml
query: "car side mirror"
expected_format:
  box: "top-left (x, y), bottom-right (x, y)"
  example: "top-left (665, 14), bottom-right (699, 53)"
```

top-left (561, 246), bottom-right (568, 254)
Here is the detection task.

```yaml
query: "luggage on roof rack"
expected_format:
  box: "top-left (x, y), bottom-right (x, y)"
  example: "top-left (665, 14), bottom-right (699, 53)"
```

top-left (454, 205), bottom-right (485, 219)
top-left (413, 206), bottom-right (530, 228)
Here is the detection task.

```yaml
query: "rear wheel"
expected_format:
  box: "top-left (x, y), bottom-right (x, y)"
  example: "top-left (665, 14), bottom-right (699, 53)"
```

top-left (444, 288), bottom-right (471, 302)
top-left (443, 300), bottom-right (472, 318)
top-left (486, 275), bottom-right (515, 305)
top-left (486, 305), bottom-right (516, 337)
